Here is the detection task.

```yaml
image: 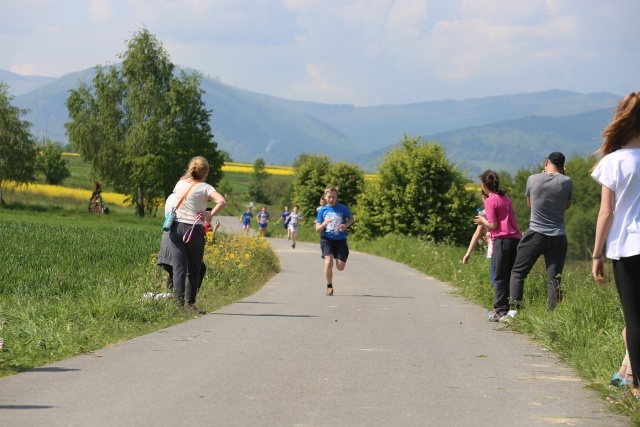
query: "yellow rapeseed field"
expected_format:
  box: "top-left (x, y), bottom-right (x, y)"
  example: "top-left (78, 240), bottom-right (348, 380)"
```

top-left (224, 162), bottom-right (378, 180)
top-left (8, 159), bottom-right (406, 204)
top-left (4, 181), bottom-right (128, 206)
top-left (223, 162), bottom-right (293, 176)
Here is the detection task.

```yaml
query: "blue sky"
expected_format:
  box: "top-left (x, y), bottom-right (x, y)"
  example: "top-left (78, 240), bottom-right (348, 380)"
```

top-left (1, 0), bottom-right (638, 106)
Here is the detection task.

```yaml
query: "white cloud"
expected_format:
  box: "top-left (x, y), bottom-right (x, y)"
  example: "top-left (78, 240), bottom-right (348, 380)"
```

top-left (10, 63), bottom-right (38, 75)
top-left (90, 0), bottom-right (115, 23)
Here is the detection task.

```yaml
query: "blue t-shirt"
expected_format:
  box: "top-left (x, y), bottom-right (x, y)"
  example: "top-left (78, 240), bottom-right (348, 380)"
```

top-left (281, 211), bottom-right (291, 225)
top-left (242, 211), bottom-right (253, 224)
top-left (316, 203), bottom-right (352, 240)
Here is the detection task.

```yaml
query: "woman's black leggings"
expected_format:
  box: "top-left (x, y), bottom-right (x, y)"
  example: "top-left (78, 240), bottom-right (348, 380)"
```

top-left (169, 222), bottom-right (206, 306)
top-left (614, 255), bottom-right (640, 387)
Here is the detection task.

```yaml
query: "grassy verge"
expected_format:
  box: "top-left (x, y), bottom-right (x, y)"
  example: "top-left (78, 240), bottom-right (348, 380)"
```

top-left (349, 234), bottom-right (640, 422)
top-left (0, 214), bottom-right (279, 378)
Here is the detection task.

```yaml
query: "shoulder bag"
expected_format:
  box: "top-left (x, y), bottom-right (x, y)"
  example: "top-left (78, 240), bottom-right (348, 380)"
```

top-left (162, 181), bottom-right (198, 232)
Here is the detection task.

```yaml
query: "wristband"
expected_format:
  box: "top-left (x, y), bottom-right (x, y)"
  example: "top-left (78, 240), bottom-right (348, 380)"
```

top-left (592, 256), bottom-right (602, 260)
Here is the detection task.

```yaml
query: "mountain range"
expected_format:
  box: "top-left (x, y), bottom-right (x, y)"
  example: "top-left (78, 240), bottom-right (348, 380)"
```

top-left (2, 67), bottom-right (620, 176)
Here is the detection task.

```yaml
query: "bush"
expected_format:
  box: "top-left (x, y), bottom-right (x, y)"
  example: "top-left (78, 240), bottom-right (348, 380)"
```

top-left (353, 135), bottom-right (476, 245)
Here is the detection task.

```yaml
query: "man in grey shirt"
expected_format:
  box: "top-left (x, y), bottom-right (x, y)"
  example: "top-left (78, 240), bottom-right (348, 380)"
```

top-left (508, 152), bottom-right (573, 315)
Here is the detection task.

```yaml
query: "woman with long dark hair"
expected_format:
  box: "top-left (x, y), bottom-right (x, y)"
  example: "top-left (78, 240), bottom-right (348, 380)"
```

top-left (475, 170), bottom-right (521, 322)
top-left (591, 92), bottom-right (640, 397)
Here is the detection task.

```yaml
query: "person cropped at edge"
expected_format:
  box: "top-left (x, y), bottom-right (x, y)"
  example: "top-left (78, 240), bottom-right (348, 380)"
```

top-left (169, 156), bottom-right (226, 313)
top-left (591, 92), bottom-right (640, 397)
top-left (508, 152), bottom-right (572, 314)
top-left (474, 170), bottom-right (521, 322)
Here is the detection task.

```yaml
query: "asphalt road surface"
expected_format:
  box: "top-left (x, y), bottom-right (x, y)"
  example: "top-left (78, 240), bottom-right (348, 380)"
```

top-left (0, 216), bottom-right (626, 426)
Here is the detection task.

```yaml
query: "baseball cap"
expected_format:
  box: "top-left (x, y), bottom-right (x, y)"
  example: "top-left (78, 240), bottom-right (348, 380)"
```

top-left (547, 152), bottom-right (565, 168)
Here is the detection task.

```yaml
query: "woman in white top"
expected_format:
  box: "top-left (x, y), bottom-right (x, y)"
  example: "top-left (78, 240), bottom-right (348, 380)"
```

top-left (169, 156), bottom-right (226, 312)
top-left (591, 92), bottom-right (640, 396)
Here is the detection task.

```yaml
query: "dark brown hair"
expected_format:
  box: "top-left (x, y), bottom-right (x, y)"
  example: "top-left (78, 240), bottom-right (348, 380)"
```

top-left (597, 92), bottom-right (640, 160)
top-left (479, 170), bottom-right (506, 195)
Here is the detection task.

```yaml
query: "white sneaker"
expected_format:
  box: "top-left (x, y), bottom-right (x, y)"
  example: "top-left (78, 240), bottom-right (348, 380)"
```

top-left (499, 310), bottom-right (518, 323)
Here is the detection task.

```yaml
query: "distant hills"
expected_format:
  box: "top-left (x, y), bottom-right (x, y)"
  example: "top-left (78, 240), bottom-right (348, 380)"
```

top-left (353, 108), bottom-right (611, 176)
top-left (0, 69), bottom-right (55, 96)
top-left (2, 67), bottom-right (620, 176)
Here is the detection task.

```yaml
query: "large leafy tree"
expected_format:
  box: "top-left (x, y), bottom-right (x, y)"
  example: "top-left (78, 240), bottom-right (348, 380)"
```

top-left (0, 83), bottom-right (37, 204)
top-left (354, 135), bottom-right (476, 244)
top-left (66, 28), bottom-right (223, 216)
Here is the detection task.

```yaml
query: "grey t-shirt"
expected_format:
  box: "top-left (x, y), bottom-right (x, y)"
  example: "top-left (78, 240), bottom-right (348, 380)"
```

top-left (526, 172), bottom-right (573, 236)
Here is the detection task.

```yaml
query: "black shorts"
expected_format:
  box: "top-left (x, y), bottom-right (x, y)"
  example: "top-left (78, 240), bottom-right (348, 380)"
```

top-left (320, 237), bottom-right (349, 262)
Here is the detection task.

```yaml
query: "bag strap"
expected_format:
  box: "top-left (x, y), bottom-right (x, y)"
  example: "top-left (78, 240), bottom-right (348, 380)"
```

top-left (183, 212), bottom-right (203, 243)
top-left (174, 181), bottom-right (198, 211)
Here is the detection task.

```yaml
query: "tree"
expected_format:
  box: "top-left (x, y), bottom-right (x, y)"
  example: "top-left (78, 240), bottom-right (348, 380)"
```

top-left (353, 135), bottom-right (476, 244)
top-left (36, 143), bottom-right (70, 185)
top-left (292, 154), bottom-right (331, 219)
top-left (0, 82), bottom-right (37, 204)
top-left (508, 165), bottom-right (538, 233)
top-left (265, 175), bottom-right (293, 209)
top-left (248, 157), bottom-right (270, 204)
top-left (563, 154), bottom-right (601, 259)
top-left (220, 150), bottom-right (233, 162)
top-left (324, 161), bottom-right (365, 209)
top-left (217, 179), bottom-right (234, 199)
top-left (66, 28), bottom-right (223, 217)
top-left (291, 155), bottom-right (365, 221)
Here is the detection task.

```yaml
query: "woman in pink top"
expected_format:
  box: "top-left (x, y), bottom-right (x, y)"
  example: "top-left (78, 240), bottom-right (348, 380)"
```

top-left (474, 170), bottom-right (522, 322)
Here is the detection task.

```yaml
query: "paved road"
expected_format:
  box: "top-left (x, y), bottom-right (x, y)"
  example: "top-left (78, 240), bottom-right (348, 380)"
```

top-left (0, 217), bottom-right (626, 426)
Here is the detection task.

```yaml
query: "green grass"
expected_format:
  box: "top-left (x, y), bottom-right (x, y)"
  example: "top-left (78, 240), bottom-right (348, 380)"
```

top-left (0, 214), bottom-right (279, 378)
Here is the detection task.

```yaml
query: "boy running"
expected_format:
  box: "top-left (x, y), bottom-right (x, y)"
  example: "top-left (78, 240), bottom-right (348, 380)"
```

top-left (288, 205), bottom-right (302, 249)
top-left (315, 186), bottom-right (355, 296)
top-left (276, 206), bottom-right (291, 239)
top-left (240, 207), bottom-right (253, 234)
top-left (257, 206), bottom-right (270, 237)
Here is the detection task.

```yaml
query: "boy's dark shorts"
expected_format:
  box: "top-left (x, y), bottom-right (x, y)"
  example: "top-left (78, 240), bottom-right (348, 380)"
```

top-left (320, 237), bottom-right (349, 262)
